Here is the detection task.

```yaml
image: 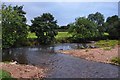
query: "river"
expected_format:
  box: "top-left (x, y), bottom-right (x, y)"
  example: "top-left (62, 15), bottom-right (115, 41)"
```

top-left (2, 43), bottom-right (119, 78)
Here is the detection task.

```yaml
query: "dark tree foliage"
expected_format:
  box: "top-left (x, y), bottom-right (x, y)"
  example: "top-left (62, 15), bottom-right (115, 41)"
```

top-left (106, 15), bottom-right (120, 38)
top-left (88, 12), bottom-right (104, 26)
top-left (88, 12), bottom-right (105, 37)
top-left (30, 13), bottom-right (58, 44)
top-left (2, 4), bottom-right (28, 48)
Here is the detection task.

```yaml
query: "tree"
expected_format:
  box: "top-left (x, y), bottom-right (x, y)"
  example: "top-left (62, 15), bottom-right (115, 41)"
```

top-left (88, 12), bottom-right (104, 26)
top-left (68, 17), bottom-right (99, 40)
top-left (88, 12), bottom-right (105, 36)
top-left (106, 15), bottom-right (120, 38)
top-left (30, 13), bottom-right (58, 44)
top-left (2, 4), bottom-right (28, 48)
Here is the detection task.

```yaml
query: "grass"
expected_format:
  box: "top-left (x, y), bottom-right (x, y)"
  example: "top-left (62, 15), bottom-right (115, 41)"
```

top-left (55, 32), bottom-right (72, 39)
top-left (28, 32), bottom-right (72, 39)
top-left (0, 69), bottom-right (12, 79)
top-left (111, 57), bottom-right (120, 65)
top-left (55, 32), bottom-right (72, 43)
top-left (95, 40), bottom-right (118, 49)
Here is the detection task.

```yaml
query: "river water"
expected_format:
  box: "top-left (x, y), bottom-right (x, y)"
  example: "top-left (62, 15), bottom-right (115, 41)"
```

top-left (2, 43), bottom-right (119, 78)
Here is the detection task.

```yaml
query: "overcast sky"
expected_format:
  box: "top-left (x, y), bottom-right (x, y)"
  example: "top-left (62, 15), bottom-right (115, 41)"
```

top-left (5, 2), bottom-right (118, 26)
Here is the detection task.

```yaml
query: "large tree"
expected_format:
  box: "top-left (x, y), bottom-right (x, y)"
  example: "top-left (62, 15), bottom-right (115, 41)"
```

top-left (106, 15), bottom-right (120, 38)
top-left (88, 12), bottom-right (105, 36)
top-left (88, 12), bottom-right (104, 26)
top-left (30, 13), bottom-right (58, 44)
top-left (68, 17), bottom-right (99, 39)
top-left (2, 4), bottom-right (28, 48)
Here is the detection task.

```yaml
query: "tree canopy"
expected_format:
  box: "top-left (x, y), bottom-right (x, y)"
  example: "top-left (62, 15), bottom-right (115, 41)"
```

top-left (30, 13), bottom-right (58, 44)
top-left (2, 4), bottom-right (28, 48)
top-left (88, 12), bottom-right (104, 26)
top-left (68, 17), bottom-right (99, 40)
top-left (88, 12), bottom-right (105, 37)
top-left (106, 15), bottom-right (120, 38)
top-left (1, 3), bottom-right (119, 47)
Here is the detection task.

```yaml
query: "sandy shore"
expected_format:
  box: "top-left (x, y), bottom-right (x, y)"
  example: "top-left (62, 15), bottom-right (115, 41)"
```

top-left (0, 62), bottom-right (46, 78)
top-left (56, 46), bottom-right (119, 64)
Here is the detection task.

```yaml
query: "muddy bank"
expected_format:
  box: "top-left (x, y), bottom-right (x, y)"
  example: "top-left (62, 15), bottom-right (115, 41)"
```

top-left (56, 46), bottom-right (119, 64)
top-left (0, 62), bottom-right (46, 78)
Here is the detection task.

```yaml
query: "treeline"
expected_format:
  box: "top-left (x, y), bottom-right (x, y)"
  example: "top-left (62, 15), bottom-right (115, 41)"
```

top-left (67, 12), bottom-right (120, 42)
top-left (2, 4), bottom-right (120, 48)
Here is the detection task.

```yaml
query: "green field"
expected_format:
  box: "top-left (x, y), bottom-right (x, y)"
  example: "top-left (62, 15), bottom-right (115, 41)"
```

top-left (55, 32), bottom-right (72, 39)
top-left (27, 32), bottom-right (72, 39)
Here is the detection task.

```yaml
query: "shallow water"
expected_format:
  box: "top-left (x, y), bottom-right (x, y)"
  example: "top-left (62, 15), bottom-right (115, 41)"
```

top-left (2, 43), bottom-right (119, 78)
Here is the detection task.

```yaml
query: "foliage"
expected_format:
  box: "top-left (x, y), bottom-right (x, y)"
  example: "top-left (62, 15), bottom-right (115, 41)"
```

top-left (105, 15), bottom-right (120, 38)
top-left (0, 69), bottom-right (12, 79)
top-left (30, 13), bottom-right (58, 44)
top-left (2, 3), bottom-right (120, 46)
top-left (2, 4), bottom-right (28, 48)
top-left (88, 12), bottom-right (105, 36)
top-left (88, 12), bottom-right (104, 26)
top-left (68, 17), bottom-right (99, 40)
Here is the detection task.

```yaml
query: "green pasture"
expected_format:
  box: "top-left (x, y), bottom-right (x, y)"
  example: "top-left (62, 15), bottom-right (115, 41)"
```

top-left (27, 32), bottom-right (72, 39)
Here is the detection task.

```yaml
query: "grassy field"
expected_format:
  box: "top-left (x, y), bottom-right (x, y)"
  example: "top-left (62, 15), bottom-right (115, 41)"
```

top-left (55, 32), bottom-right (72, 39)
top-left (27, 32), bottom-right (72, 39)
top-left (0, 69), bottom-right (12, 79)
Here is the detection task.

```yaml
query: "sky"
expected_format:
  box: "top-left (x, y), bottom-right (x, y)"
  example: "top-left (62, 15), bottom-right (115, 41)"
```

top-left (4, 2), bottom-right (118, 26)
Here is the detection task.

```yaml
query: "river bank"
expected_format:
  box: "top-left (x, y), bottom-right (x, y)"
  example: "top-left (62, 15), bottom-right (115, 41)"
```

top-left (0, 62), bottom-right (46, 78)
top-left (56, 45), bottom-right (119, 64)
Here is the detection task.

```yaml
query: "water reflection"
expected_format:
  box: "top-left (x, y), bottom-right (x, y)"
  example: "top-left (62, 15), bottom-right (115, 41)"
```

top-left (2, 43), bottom-right (119, 78)
top-left (2, 43), bottom-right (93, 64)
top-left (2, 48), bottom-right (28, 64)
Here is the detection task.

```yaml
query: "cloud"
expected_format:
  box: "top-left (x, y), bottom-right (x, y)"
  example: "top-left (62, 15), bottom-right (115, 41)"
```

top-left (4, 2), bottom-right (118, 26)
